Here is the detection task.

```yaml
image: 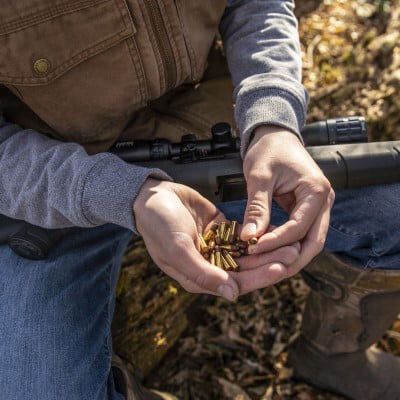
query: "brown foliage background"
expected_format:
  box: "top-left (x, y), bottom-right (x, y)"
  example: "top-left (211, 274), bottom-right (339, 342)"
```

top-left (142, 1), bottom-right (400, 399)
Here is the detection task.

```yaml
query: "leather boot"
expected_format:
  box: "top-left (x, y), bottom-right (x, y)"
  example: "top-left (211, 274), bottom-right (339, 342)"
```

top-left (289, 253), bottom-right (400, 400)
top-left (112, 354), bottom-right (178, 400)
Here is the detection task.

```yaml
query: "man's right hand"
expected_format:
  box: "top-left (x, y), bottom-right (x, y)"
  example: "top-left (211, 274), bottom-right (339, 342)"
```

top-left (134, 179), bottom-right (300, 300)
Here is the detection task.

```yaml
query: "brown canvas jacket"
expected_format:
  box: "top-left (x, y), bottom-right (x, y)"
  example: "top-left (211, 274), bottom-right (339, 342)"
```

top-left (0, 0), bottom-right (227, 153)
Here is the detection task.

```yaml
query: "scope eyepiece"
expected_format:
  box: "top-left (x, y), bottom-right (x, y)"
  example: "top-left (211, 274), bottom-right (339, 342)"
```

top-left (301, 116), bottom-right (368, 146)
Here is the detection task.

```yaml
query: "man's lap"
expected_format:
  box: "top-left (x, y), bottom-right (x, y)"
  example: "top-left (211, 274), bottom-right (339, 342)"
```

top-left (218, 182), bottom-right (400, 269)
top-left (0, 183), bottom-right (398, 399)
top-left (0, 224), bottom-right (132, 400)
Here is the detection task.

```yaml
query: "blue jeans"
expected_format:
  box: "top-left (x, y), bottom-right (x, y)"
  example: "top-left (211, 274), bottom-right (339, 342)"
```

top-left (0, 183), bottom-right (399, 399)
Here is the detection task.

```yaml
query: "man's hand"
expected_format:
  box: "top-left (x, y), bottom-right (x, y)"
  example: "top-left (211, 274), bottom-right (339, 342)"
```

top-left (241, 125), bottom-right (335, 277)
top-left (134, 178), bottom-right (300, 300)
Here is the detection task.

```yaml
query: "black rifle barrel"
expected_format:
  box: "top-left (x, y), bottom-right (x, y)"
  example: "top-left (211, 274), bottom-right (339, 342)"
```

top-left (112, 117), bottom-right (367, 162)
top-left (135, 141), bottom-right (400, 202)
top-left (0, 116), bottom-right (398, 261)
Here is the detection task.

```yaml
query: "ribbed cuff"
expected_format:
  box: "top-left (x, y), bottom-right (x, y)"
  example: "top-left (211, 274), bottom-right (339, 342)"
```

top-left (79, 154), bottom-right (172, 234)
top-left (235, 80), bottom-right (309, 157)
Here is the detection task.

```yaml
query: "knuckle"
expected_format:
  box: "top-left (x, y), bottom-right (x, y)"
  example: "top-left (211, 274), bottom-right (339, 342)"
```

top-left (328, 188), bottom-right (336, 204)
top-left (315, 239), bottom-right (325, 253)
top-left (247, 170), bottom-right (272, 185)
top-left (179, 278), bottom-right (199, 294)
top-left (290, 222), bottom-right (306, 239)
top-left (309, 177), bottom-right (331, 197)
top-left (246, 200), bottom-right (268, 218)
top-left (193, 273), bottom-right (209, 291)
top-left (286, 246), bottom-right (300, 264)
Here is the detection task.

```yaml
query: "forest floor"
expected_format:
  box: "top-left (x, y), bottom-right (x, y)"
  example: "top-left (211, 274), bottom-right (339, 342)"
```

top-left (144, 0), bottom-right (400, 399)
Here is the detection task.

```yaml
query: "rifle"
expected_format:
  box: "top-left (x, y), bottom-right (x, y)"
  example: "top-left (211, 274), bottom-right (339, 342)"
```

top-left (1, 117), bottom-right (399, 260)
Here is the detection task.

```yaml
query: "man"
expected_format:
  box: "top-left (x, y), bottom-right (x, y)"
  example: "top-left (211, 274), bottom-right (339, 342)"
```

top-left (0, 1), bottom-right (398, 400)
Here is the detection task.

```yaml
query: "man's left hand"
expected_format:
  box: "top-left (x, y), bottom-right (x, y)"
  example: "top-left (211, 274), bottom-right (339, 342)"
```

top-left (241, 125), bottom-right (335, 280)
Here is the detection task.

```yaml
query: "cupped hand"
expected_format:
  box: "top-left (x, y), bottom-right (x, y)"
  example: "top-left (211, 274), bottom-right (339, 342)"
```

top-left (241, 125), bottom-right (335, 277)
top-left (134, 178), bottom-right (301, 300)
top-left (134, 178), bottom-right (239, 301)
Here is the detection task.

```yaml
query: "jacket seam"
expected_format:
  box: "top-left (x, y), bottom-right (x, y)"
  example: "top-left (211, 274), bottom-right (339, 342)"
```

top-left (125, 39), bottom-right (147, 104)
top-left (174, 0), bottom-right (198, 79)
top-left (0, 0), bottom-right (108, 35)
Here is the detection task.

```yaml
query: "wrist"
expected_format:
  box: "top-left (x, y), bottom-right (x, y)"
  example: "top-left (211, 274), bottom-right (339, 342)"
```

top-left (248, 125), bottom-right (302, 151)
top-left (253, 125), bottom-right (301, 141)
top-left (134, 178), bottom-right (169, 212)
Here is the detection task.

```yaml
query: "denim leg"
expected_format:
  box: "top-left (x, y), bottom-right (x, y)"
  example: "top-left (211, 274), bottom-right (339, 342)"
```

top-left (0, 224), bottom-right (133, 400)
top-left (328, 183), bottom-right (400, 269)
top-left (218, 182), bottom-right (400, 270)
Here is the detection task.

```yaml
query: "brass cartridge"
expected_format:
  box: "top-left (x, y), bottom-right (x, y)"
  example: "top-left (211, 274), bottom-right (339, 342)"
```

top-left (210, 251), bottom-right (216, 265)
top-left (228, 221), bottom-right (238, 244)
top-left (198, 234), bottom-right (210, 253)
top-left (222, 250), bottom-right (239, 270)
top-left (249, 237), bottom-right (258, 245)
top-left (215, 248), bottom-right (223, 269)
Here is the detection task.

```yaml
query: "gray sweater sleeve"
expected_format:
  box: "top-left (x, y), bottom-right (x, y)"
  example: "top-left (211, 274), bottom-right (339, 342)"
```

top-left (0, 115), bottom-right (171, 233)
top-left (220, 0), bottom-right (310, 156)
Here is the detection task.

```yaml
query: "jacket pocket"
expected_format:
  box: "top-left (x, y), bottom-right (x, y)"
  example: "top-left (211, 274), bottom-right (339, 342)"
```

top-left (0, 0), bottom-right (148, 152)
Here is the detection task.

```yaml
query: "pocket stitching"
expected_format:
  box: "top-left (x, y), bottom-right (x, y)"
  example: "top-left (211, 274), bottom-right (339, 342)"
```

top-left (0, 0), bottom-right (108, 35)
top-left (0, 0), bottom-right (135, 85)
top-left (0, 31), bottom-right (131, 84)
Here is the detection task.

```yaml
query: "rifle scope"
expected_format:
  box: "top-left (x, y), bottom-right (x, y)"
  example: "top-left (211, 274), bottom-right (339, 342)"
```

top-left (111, 117), bottom-right (367, 162)
top-left (3, 115), bottom-right (398, 261)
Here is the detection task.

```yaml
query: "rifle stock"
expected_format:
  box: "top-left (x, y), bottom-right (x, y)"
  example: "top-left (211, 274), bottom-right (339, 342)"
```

top-left (0, 116), bottom-right (399, 260)
top-left (137, 140), bottom-right (400, 202)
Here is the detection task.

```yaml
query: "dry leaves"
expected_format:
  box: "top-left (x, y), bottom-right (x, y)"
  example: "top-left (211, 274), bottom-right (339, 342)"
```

top-left (145, 1), bottom-right (400, 398)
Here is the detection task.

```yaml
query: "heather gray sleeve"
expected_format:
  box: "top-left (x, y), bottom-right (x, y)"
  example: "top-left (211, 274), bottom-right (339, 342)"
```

top-left (220, 0), bottom-right (309, 156)
top-left (0, 115), bottom-right (171, 233)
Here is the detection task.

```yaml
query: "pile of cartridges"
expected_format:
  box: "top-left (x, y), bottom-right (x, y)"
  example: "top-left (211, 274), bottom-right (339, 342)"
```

top-left (198, 221), bottom-right (258, 272)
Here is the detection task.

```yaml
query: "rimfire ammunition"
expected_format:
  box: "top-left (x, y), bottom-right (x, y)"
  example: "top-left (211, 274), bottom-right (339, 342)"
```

top-left (223, 227), bottom-right (231, 243)
top-left (221, 254), bottom-right (232, 271)
top-left (215, 230), bottom-right (222, 245)
top-left (200, 221), bottom-right (255, 272)
top-left (222, 249), bottom-right (239, 270)
top-left (228, 221), bottom-right (238, 244)
top-left (249, 237), bottom-right (258, 245)
top-left (219, 245), bottom-right (239, 251)
top-left (198, 234), bottom-right (210, 254)
top-left (218, 222), bottom-right (227, 239)
top-left (203, 229), bottom-right (215, 242)
top-left (215, 248), bottom-right (222, 269)
top-left (210, 251), bottom-right (216, 265)
top-left (210, 223), bottom-right (219, 232)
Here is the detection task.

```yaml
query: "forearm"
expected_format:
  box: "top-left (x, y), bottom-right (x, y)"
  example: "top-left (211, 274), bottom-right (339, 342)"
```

top-left (220, 0), bottom-right (309, 155)
top-left (0, 115), bottom-right (170, 233)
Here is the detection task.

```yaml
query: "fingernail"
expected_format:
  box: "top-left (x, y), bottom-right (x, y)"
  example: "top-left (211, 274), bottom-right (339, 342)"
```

top-left (217, 284), bottom-right (236, 301)
top-left (243, 223), bottom-right (257, 236)
top-left (247, 245), bottom-right (256, 254)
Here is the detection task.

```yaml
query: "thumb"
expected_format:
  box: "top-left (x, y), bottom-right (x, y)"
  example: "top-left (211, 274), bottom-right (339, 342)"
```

top-left (241, 180), bottom-right (272, 241)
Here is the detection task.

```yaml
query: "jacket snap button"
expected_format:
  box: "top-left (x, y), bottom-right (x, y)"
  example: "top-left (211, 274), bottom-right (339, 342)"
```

top-left (33, 59), bottom-right (51, 75)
